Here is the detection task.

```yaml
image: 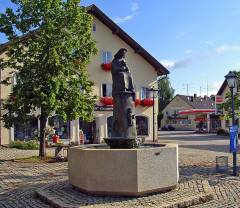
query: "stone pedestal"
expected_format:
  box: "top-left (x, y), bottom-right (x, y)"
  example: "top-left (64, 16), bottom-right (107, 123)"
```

top-left (112, 91), bottom-right (137, 139)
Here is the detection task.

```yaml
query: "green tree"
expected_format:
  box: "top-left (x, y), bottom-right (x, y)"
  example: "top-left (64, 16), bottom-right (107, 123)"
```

top-left (220, 71), bottom-right (240, 121)
top-left (158, 78), bottom-right (175, 113)
top-left (0, 0), bottom-right (97, 157)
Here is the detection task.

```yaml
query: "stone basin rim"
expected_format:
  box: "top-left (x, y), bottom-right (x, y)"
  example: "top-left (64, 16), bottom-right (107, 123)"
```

top-left (70, 143), bottom-right (177, 151)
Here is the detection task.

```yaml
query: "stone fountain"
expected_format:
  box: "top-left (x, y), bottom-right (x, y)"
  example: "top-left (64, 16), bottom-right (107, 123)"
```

top-left (68, 48), bottom-right (179, 196)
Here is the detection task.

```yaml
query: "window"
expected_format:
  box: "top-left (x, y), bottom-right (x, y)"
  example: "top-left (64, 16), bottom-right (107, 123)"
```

top-left (136, 116), bottom-right (149, 136)
top-left (102, 84), bottom-right (112, 97)
top-left (101, 51), bottom-right (112, 64)
top-left (140, 87), bottom-right (152, 99)
top-left (14, 118), bottom-right (38, 139)
top-left (179, 119), bottom-right (191, 125)
top-left (93, 23), bottom-right (96, 32)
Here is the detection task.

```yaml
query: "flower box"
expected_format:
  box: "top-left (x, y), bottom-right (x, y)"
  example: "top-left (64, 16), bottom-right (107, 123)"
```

top-left (135, 98), bottom-right (142, 106)
top-left (141, 98), bottom-right (154, 107)
top-left (100, 97), bottom-right (113, 105)
top-left (101, 63), bottom-right (112, 71)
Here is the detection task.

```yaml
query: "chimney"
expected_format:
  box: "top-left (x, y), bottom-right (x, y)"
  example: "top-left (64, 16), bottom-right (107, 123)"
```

top-left (190, 96), bottom-right (194, 102)
top-left (194, 94), bottom-right (197, 99)
top-left (204, 95), bottom-right (207, 100)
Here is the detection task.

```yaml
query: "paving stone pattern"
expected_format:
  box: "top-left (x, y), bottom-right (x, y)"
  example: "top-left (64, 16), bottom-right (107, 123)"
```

top-left (0, 161), bottom-right (67, 208)
top-left (1, 134), bottom-right (240, 207)
top-left (36, 179), bottom-right (213, 208)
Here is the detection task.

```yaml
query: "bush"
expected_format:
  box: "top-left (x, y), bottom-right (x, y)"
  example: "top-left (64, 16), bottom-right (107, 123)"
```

top-left (9, 140), bottom-right (39, 150)
top-left (217, 129), bottom-right (226, 135)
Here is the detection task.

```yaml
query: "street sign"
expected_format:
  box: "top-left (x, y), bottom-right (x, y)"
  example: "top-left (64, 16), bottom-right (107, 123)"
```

top-left (230, 125), bottom-right (238, 152)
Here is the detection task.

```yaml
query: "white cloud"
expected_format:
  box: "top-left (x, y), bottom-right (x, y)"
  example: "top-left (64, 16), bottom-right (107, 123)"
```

top-left (184, 50), bottom-right (192, 54)
top-left (114, 2), bottom-right (139, 24)
top-left (204, 41), bottom-right (214, 46)
top-left (160, 60), bottom-right (176, 69)
top-left (114, 14), bottom-right (135, 24)
top-left (215, 44), bottom-right (240, 54)
top-left (131, 2), bottom-right (139, 12)
top-left (160, 58), bottom-right (192, 70)
top-left (179, 32), bottom-right (186, 36)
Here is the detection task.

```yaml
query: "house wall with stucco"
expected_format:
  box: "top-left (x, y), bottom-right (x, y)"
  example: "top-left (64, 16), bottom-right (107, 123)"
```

top-left (161, 95), bottom-right (197, 131)
top-left (86, 17), bottom-right (159, 142)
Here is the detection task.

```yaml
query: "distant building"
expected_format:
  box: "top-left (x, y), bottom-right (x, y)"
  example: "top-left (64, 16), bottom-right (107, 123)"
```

top-left (0, 5), bottom-right (169, 145)
top-left (161, 94), bottom-right (221, 131)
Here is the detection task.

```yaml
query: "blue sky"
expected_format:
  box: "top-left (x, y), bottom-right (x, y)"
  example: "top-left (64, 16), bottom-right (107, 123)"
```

top-left (1, 0), bottom-right (240, 96)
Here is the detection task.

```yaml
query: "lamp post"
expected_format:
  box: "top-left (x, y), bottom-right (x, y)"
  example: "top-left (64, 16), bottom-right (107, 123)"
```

top-left (225, 71), bottom-right (238, 176)
top-left (147, 88), bottom-right (159, 142)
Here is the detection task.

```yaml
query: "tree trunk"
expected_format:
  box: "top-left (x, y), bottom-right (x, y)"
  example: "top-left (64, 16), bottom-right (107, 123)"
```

top-left (39, 114), bottom-right (47, 158)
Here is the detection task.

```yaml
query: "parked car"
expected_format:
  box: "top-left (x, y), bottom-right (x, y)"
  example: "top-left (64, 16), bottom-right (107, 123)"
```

top-left (161, 125), bottom-right (175, 131)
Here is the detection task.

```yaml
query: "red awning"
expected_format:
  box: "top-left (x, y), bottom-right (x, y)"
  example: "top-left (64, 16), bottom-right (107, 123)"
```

top-left (178, 109), bottom-right (215, 115)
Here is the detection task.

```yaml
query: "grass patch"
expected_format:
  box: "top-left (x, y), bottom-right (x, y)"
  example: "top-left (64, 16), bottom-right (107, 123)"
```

top-left (16, 156), bottom-right (53, 163)
top-left (9, 140), bottom-right (39, 150)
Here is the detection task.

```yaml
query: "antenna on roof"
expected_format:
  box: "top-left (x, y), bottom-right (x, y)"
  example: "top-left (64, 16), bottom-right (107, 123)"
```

top-left (182, 83), bottom-right (193, 95)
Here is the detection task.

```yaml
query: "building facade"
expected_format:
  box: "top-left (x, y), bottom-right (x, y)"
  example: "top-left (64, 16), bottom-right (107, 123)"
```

top-left (161, 94), bottom-right (220, 132)
top-left (0, 5), bottom-right (169, 145)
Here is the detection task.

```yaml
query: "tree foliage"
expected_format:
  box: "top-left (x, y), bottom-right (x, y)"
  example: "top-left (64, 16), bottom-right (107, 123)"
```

top-left (0, 0), bottom-right (97, 156)
top-left (220, 71), bottom-right (240, 121)
top-left (158, 78), bottom-right (175, 113)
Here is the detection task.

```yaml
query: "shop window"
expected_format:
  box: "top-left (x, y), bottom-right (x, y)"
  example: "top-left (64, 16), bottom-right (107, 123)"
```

top-left (107, 116), bottom-right (113, 137)
top-left (136, 116), bottom-right (149, 136)
top-left (101, 51), bottom-right (112, 64)
top-left (140, 87), bottom-right (152, 99)
top-left (14, 118), bottom-right (38, 139)
top-left (102, 84), bottom-right (112, 97)
top-left (48, 115), bottom-right (70, 139)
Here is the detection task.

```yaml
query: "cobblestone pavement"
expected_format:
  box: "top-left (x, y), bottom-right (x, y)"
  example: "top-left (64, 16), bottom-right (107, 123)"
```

top-left (0, 146), bottom-right (55, 161)
top-left (0, 133), bottom-right (240, 207)
top-left (36, 179), bottom-right (213, 208)
top-left (0, 161), bottom-right (67, 208)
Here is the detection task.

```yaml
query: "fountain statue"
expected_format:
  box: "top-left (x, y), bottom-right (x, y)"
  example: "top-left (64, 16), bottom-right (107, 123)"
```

top-left (104, 48), bottom-right (138, 148)
top-left (68, 48), bottom-right (179, 196)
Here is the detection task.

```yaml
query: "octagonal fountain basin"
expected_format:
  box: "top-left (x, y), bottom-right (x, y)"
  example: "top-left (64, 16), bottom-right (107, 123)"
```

top-left (68, 143), bottom-right (179, 196)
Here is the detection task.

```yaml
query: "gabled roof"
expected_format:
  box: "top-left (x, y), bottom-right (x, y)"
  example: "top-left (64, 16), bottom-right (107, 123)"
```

top-left (178, 95), bottom-right (215, 109)
top-left (87, 5), bottom-right (169, 76)
top-left (216, 80), bottom-right (227, 96)
top-left (162, 94), bottom-right (215, 112)
top-left (0, 4), bottom-right (169, 76)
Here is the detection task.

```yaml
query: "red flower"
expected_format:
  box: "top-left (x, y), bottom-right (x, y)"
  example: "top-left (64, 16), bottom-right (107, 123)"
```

top-left (100, 97), bottom-right (113, 105)
top-left (141, 98), bottom-right (154, 106)
top-left (101, 63), bottom-right (112, 71)
top-left (135, 99), bottom-right (141, 106)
